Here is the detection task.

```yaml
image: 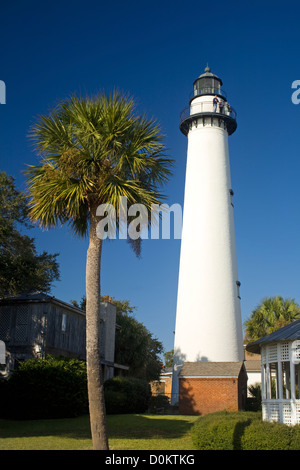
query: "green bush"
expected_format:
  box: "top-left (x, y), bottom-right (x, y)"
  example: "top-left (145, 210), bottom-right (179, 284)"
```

top-left (191, 411), bottom-right (258, 450)
top-left (104, 376), bottom-right (151, 414)
top-left (240, 419), bottom-right (292, 450)
top-left (1, 356), bottom-right (88, 419)
top-left (191, 410), bottom-right (300, 450)
top-left (0, 377), bottom-right (9, 407)
top-left (148, 394), bottom-right (170, 413)
top-left (246, 384), bottom-right (262, 411)
top-left (289, 424), bottom-right (300, 450)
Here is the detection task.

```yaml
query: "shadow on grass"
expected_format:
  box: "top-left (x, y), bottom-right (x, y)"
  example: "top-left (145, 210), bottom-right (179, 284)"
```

top-left (0, 414), bottom-right (196, 442)
top-left (232, 419), bottom-right (252, 450)
top-left (0, 415), bottom-right (92, 441)
top-left (107, 414), bottom-right (197, 439)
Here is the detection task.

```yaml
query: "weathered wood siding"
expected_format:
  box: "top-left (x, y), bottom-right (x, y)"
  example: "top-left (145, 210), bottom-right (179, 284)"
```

top-left (0, 297), bottom-right (117, 370)
top-left (45, 302), bottom-right (86, 359)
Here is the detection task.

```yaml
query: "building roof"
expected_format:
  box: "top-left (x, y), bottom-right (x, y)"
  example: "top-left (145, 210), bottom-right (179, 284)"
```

top-left (246, 319), bottom-right (300, 354)
top-left (179, 361), bottom-right (244, 378)
top-left (196, 65), bottom-right (222, 83)
top-left (161, 366), bottom-right (173, 376)
top-left (0, 291), bottom-right (86, 315)
top-left (244, 360), bottom-right (261, 372)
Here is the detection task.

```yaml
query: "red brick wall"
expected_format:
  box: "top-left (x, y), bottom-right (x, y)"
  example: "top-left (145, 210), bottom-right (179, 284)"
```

top-left (179, 375), bottom-right (245, 416)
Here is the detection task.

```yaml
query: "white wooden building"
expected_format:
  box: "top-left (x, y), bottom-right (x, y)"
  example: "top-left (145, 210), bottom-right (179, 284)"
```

top-left (247, 320), bottom-right (300, 425)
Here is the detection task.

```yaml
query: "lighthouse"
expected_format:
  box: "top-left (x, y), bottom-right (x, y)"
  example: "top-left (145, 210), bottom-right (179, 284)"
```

top-left (171, 66), bottom-right (244, 405)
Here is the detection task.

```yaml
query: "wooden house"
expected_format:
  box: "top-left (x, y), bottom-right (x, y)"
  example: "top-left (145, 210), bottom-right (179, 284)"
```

top-left (0, 292), bottom-right (128, 380)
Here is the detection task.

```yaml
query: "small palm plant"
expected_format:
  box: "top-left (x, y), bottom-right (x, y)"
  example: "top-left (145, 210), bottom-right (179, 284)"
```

top-left (26, 92), bottom-right (173, 449)
top-left (244, 296), bottom-right (300, 342)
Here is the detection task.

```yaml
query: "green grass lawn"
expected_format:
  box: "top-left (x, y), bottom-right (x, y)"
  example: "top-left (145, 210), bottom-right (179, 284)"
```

top-left (0, 414), bottom-right (199, 451)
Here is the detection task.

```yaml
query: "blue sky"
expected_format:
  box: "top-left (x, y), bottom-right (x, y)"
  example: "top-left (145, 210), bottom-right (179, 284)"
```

top-left (1, 0), bottom-right (300, 356)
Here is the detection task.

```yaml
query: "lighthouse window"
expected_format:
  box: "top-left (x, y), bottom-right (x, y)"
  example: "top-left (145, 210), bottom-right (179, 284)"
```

top-left (229, 189), bottom-right (234, 207)
top-left (236, 281), bottom-right (241, 299)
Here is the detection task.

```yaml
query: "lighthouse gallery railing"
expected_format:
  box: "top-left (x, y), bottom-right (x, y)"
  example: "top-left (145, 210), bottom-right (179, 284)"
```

top-left (180, 100), bottom-right (237, 124)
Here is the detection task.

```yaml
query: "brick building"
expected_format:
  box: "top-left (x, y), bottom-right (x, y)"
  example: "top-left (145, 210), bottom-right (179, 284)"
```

top-left (178, 361), bottom-right (247, 415)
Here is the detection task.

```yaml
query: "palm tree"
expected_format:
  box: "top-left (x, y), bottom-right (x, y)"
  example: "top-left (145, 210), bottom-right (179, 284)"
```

top-left (244, 296), bottom-right (300, 343)
top-left (25, 92), bottom-right (173, 449)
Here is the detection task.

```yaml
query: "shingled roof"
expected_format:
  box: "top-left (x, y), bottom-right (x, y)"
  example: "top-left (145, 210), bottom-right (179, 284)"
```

top-left (178, 361), bottom-right (245, 378)
top-left (0, 291), bottom-right (85, 315)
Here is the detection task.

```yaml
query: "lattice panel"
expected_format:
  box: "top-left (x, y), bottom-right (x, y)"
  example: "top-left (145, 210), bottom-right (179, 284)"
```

top-left (261, 347), bottom-right (267, 364)
top-left (262, 404), bottom-right (268, 421)
top-left (280, 342), bottom-right (290, 361)
top-left (0, 310), bottom-right (11, 341)
top-left (268, 403), bottom-right (280, 422)
top-left (282, 404), bottom-right (292, 425)
top-left (14, 304), bottom-right (29, 343)
top-left (296, 404), bottom-right (300, 424)
top-left (268, 343), bottom-right (278, 362)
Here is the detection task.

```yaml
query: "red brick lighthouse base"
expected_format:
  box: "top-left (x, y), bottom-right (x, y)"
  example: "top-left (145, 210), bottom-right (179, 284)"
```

top-left (178, 362), bottom-right (247, 415)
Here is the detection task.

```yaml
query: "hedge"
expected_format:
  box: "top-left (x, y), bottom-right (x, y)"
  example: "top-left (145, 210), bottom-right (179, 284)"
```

top-left (0, 358), bottom-right (153, 419)
top-left (0, 356), bottom-right (88, 419)
top-left (191, 411), bottom-right (300, 450)
top-left (104, 376), bottom-right (151, 414)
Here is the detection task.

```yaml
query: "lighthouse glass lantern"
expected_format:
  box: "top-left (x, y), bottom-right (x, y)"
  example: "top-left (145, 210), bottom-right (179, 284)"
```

top-left (193, 65), bottom-right (223, 98)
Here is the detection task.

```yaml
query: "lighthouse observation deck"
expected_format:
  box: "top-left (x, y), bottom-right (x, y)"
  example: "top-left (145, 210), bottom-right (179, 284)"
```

top-left (180, 98), bottom-right (237, 136)
top-left (179, 65), bottom-right (237, 136)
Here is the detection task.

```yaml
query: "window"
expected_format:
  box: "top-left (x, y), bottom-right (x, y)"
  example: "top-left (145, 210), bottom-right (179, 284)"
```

top-left (229, 189), bottom-right (234, 207)
top-left (61, 313), bottom-right (67, 332)
top-left (15, 305), bottom-right (28, 343)
top-left (236, 281), bottom-right (241, 299)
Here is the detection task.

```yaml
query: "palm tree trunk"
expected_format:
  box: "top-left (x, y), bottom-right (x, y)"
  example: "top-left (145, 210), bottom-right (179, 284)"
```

top-left (85, 204), bottom-right (109, 450)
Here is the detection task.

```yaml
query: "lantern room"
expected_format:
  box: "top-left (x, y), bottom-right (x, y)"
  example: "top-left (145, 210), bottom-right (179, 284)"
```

top-left (192, 64), bottom-right (225, 100)
top-left (179, 65), bottom-right (237, 136)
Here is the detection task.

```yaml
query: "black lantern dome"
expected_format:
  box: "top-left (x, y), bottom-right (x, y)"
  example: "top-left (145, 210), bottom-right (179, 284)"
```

top-left (192, 65), bottom-right (225, 101)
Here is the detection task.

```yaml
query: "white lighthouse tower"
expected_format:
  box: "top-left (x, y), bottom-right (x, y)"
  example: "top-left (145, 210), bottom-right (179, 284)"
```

top-left (172, 66), bottom-right (244, 402)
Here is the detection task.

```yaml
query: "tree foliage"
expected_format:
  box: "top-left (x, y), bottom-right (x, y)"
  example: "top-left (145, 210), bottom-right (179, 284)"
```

top-left (26, 93), bottom-right (173, 242)
top-left (26, 92), bottom-right (173, 449)
top-left (114, 299), bottom-right (163, 382)
top-left (244, 296), bottom-right (300, 342)
top-left (164, 349), bottom-right (174, 367)
top-left (71, 295), bottom-right (163, 381)
top-left (0, 171), bottom-right (60, 296)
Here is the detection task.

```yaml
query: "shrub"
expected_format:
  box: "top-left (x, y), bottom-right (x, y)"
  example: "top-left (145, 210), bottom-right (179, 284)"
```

top-left (191, 410), bottom-right (299, 450)
top-left (246, 384), bottom-right (262, 411)
top-left (288, 424), bottom-right (300, 450)
top-left (2, 356), bottom-right (88, 419)
top-left (104, 376), bottom-right (151, 414)
top-left (0, 377), bottom-right (9, 407)
top-left (191, 411), bottom-right (259, 450)
top-left (240, 419), bottom-right (292, 450)
top-left (148, 394), bottom-right (170, 413)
